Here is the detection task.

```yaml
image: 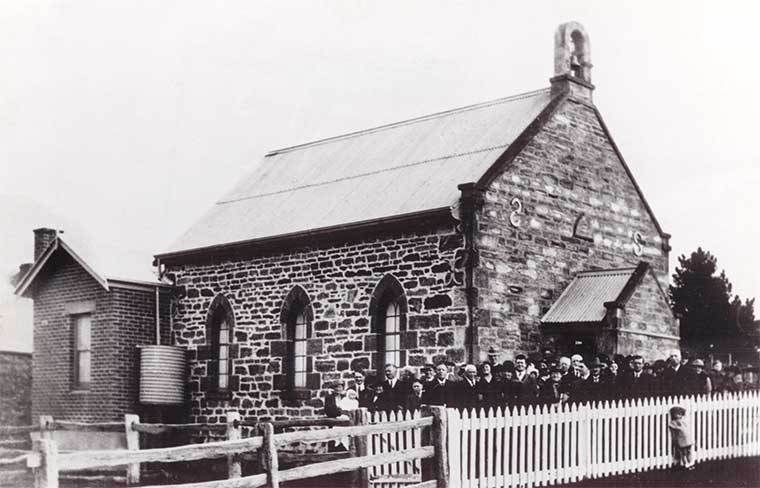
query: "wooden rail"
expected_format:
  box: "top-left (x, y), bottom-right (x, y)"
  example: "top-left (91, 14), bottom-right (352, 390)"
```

top-left (21, 406), bottom-right (449, 488)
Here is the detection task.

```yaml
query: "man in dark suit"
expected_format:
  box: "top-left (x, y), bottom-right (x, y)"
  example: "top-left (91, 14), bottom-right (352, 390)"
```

top-left (576, 358), bottom-right (611, 404)
top-left (381, 364), bottom-right (410, 411)
top-left (404, 379), bottom-right (425, 412)
top-left (454, 364), bottom-right (479, 410)
top-left (513, 354), bottom-right (539, 405)
top-left (350, 370), bottom-right (374, 408)
top-left (423, 362), bottom-right (456, 406)
top-left (618, 355), bottom-right (655, 399)
top-left (660, 350), bottom-right (692, 397)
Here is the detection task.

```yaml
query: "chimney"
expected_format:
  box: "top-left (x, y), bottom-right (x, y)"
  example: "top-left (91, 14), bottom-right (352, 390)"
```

top-left (550, 22), bottom-right (594, 103)
top-left (33, 228), bottom-right (59, 261)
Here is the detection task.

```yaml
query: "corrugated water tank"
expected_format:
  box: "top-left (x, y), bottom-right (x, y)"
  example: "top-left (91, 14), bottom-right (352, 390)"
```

top-left (139, 345), bottom-right (186, 405)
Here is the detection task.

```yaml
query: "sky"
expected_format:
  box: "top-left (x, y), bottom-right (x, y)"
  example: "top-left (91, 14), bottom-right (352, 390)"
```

top-left (2, 1), bottom-right (760, 350)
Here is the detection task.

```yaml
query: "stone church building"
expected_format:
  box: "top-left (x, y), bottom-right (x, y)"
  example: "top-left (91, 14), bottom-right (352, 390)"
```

top-left (156, 23), bottom-right (678, 421)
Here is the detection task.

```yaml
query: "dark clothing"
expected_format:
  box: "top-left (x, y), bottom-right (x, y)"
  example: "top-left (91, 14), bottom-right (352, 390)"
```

top-left (382, 378), bottom-right (411, 411)
top-left (538, 379), bottom-right (562, 404)
top-left (476, 377), bottom-right (502, 409)
top-left (369, 391), bottom-right (394, 413)
top-left (350, 386), bottom-right (373, 409)
top-left (501, 378), bottom-right (521, 408)
top-left (423, 379), bottom-right (457, 407)
top-left (660, 366), bottom-right (692, 396)
top-left (324, 392), bottom-right (343, 418)
top-left (618, 371), bottom-right (656, 399)
top-left (685, 371), bottom-right (712, 396)
top-left (576, 374), bottom-right (611, 404)
top-left (559, 371), bottom-right (582, 401)
top-left (514, 372), bottom-right (539, 405)
top-left (404, 393), bottom-right (424, 412)
top-left (454, 379), bottom-right (480, 410)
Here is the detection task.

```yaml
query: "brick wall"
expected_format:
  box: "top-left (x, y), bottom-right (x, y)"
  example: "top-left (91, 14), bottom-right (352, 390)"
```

top-left (31, 251), bottom-right (168, 422)
top-left (108, 287), bottom-right (171, 416)
top-left (32, 252), bottom-right (112, 422)
top-left (0, 351), bottom-right (32, 425)
top-left (168, 222), bottom-right (468, 423)
top-left (474, 97), bottom-right (675, 360)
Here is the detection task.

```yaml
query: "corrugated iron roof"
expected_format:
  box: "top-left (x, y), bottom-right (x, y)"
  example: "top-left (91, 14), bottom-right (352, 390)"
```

top-left (541, 268), bottom-right (638, 324)
top-left (165, 88), bottom-right (555, 255)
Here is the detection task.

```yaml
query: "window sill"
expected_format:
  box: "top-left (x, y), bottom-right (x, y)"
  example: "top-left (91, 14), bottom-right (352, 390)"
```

top-left (69, 389), bottom-right (90, 395)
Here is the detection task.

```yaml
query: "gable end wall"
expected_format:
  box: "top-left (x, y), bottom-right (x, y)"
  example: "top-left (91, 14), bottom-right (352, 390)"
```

top-left (474, 97), bottom-right (673, 361)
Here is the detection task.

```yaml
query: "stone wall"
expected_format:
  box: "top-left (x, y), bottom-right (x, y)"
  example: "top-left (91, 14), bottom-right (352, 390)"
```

top-left (0, 351), bottom-right (32, 425)
top-left (168, 221), bottom-right (468, 423)
top-left (619, 271), bottom-right (679, 359)
top-left (474, 96), bottom-right (673, 360)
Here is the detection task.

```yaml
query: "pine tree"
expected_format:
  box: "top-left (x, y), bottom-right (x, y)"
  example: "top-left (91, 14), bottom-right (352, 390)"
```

top-left (669, 248), bottom-right (756, 357)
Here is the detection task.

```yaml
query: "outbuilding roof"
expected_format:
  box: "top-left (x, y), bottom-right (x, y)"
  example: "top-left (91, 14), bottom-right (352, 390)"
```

top-left (15, 234), bottom-right (168, 297)
top-left (541, 266), bottom-right (641, 325)
top-left (162, 88), bottom-right (557, 257)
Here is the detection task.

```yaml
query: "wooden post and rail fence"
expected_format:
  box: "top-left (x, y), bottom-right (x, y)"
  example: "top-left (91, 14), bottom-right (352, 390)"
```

top-left (0, 405), bottom-right (447, 488)
top-left (1, 391), bottom-right (759, 488)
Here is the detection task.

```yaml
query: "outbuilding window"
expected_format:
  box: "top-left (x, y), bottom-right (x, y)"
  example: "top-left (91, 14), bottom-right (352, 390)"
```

top-left (73, 314), bottom-right (92, 390)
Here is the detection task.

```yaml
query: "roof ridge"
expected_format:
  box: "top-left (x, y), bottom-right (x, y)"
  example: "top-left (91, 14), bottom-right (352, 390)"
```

top-left (218, 144), bottom-right (508, 205)
top-left (577, 267), bottom-right (638, 276)
top-left (265, 88), bottom-right (551, 157)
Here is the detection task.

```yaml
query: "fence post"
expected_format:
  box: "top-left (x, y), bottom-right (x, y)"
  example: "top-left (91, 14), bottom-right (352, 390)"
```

top-left (32, 438), bottom-right (58, 488)
top-left (226, 411), bottom-right (242, 478)
top-left (124, 414), bottom-right (141, 485)
top-left (39, 416), bottom-right (53, 440)
top-left (421, 405), bottom-right (449, 488)
top-left (262, 423), bottom-right (280, 488)
top-left (349, 408), bottom-right (369, 488)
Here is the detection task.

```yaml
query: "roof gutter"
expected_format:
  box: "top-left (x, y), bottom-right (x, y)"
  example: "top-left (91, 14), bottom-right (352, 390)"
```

top-left (155, 207), bottom-right (455, 265)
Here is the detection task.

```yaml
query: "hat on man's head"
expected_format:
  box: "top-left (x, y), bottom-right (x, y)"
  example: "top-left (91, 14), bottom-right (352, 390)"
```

top-left (587, 358), bottom-right (603, 368)
top-left (691, 359), bottom-right (705, 367)
top-left (571, 354), bottom-right (583, 362)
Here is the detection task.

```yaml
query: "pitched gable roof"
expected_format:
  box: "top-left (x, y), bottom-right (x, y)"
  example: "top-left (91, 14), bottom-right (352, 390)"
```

top-left (160, 89), bottom-right (558, 258)
top-left (15, 235), bottom-right (167, 297)
top-left (541, 262), bottom-right (665, 325)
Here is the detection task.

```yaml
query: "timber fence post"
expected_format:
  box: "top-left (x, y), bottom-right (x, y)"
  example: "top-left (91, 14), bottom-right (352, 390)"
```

top-left (32, 438), bottom-right (58, 488)
top-left (349, 408), bottom-right (370, 488)
top-left (226, 411), bottom-right (242, 478)
top-left (262, 423), bottom-right (280, 488)
top-left (124, 414), bottom-right (141, 485)
top-left (422, 405), bottom-right (449, 488)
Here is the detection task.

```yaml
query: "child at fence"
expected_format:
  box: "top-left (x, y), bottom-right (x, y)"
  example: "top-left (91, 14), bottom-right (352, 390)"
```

top-left (668, 406), bottom-right (695, 470)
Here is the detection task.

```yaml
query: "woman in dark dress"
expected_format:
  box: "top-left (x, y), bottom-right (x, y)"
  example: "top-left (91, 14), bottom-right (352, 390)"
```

top-left (476, 362), bottom-right (502, 411)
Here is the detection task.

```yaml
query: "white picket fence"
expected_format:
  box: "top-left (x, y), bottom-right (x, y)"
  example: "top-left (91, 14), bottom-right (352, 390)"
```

top-left (367, 409), bottom-right (424, 486)
top-left (447, 390), bottom-right (760, 488)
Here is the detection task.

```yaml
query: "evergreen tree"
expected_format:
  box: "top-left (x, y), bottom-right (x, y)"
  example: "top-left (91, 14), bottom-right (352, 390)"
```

top-left (669, 248), bottom-right (756, 356)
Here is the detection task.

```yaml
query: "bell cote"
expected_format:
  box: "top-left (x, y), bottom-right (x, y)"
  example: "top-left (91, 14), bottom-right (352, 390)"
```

top-left (551, 22), bottom-right (595, 102)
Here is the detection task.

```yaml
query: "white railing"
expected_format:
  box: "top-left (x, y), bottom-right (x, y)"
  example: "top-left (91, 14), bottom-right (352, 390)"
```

top-left (447, 390), bottom-right (760, 488)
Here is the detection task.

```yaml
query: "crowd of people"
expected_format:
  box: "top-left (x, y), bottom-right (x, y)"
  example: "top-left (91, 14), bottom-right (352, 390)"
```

top-left (324, 349), bottom-right (759, 416)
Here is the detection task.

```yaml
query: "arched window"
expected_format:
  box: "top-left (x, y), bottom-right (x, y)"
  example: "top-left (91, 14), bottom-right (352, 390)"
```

top-left (206, 294), bottom-right (235, 393)
top-left (370, 275), bottom-right (408, 369)
top-left (280, 286), bottom-right (313, 389)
